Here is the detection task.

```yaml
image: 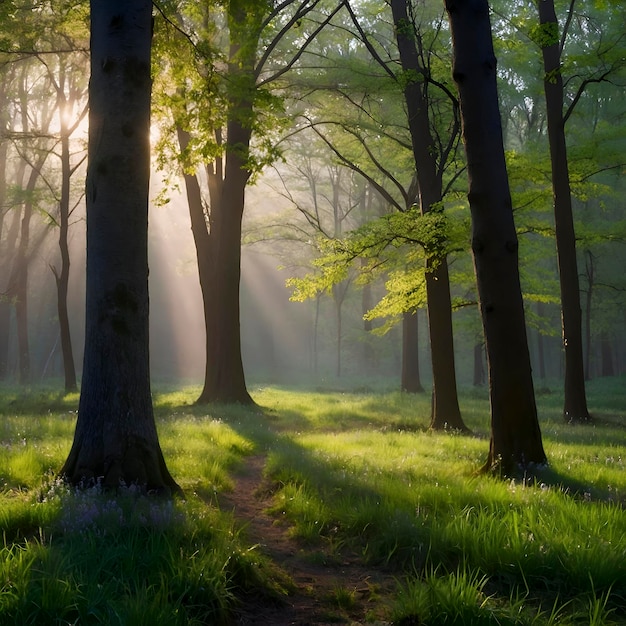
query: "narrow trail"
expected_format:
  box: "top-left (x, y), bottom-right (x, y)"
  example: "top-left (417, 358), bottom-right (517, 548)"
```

top-left (218, 455), bottom-right (395, 625)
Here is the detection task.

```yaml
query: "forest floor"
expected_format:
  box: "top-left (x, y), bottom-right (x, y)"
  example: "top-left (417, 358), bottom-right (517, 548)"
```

top-left (218, 455), bottom-right (397, 625)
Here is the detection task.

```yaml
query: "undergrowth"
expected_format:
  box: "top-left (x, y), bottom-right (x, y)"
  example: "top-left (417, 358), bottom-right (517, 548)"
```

top-left (0, 377), bottom-right (625, 624)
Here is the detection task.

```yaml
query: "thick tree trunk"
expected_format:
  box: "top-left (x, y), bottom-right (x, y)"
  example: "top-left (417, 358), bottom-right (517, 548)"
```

top-left (401, 310), bottom-right (424, 393)
top-left (473, 340), bottom-right (485, 387)
top-left (538, 0), bottom-right (590, 422)
top-left (201, 130), bottom-right (253, 404)
top-left (61, 0), bottom-right (180, 494)
top-left (175, 22), bottom-right (255, 406)
top-left (392, 0), bottom-right (466, 431)
top-left (175, 128), bottom-right (223, 404)
top-left (445, 0), bottom-right (546, 473)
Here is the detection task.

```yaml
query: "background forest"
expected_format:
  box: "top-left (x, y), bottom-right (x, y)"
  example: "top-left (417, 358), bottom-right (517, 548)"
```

top-left (0, 0), bottom-right (623, 395)
top-left (1, 1), bottom-right (626, 624)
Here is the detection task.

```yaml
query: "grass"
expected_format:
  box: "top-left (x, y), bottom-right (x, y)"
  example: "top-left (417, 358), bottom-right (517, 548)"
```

top-left (1, 377), bottom-right (625, 624)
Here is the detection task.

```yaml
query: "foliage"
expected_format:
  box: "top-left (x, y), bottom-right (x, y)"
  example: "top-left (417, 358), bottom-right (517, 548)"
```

top-left (287, 205), bottom-right (470, 326)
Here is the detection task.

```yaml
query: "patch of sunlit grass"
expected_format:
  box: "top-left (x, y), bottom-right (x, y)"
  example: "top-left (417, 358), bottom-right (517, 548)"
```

top-left (254, 380), bottom-right (626, 622)
top-left (158, 415), bottom-right (254, 495)
top-left (253, 386), bottom-right (435, 433)
top-left (0, 412), bottom-right (75, 491)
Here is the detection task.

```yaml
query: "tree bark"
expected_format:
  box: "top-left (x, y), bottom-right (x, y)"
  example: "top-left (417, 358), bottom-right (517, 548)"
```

top-left (60, 0), bottom-right (180, 494)
top-left (445, 0), bottom-right (546, 473)
top-left (201, 114), bottom-right (253, 404)
top-left (392, 0), bottom-right (466, 430)
top-left (473, 340), bottom-right (485, 387)
top-left (536, 302), bottom-right (547, 381)
top-left (538, 0), bottom-right (590, 422)
top-left (14, 167), bottom-right (41, 385)
top-left (361, 263), bottom-right (376, 374)
top-left (401, 310), bottom-right (424, 393)
top-left (55, 111), bottom-right (77, 392)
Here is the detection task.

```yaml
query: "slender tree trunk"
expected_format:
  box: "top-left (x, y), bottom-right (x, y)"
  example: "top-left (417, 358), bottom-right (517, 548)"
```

top-left (0, 75), bottom-right (10, 379)
top-left (332, 282), bottom-right (346, 379)
top-left (55, 125), bottom-right (77, 392)
top-left (583, 249), bottom-right (593, 380)
top-left (61, 0), bottom-right (180, 493)
top-left (361, 262), bottom-right (376, 374)
top-left (312, 296), bottom-right (320, 375)
top-left (401, 310), bottom-right (424, 393)
top-left (0, 140), bottom-right (11, 380)
top-left (392, 0), bottom-right (466, 430)
top-left (15, 167), bottom-right (41, 385)
top-left (538, 0), bottom-right (590, 422)
top-left (536, 302), bottom-right (547, 381)
top-left (445, 0), bottom-right (546, 473)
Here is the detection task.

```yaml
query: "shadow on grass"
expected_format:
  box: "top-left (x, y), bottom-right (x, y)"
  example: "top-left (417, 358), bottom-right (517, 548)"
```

top-left (0, 386), bottom-right (79, 416)
top-left (520, 464), bottom-right (623, 504)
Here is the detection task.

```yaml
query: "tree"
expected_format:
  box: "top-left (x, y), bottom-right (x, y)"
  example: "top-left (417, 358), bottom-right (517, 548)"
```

top-left (8, 64), bottom-right (56, 384)
top-left (36, 8), bottom-right (89, 393)
top-left (444, 0), bottom-right (546, 473)
top-left (0, 1), bottom-right (89, 387)
top-left (155, 0), bottom-right (344, 403)
top-left (535, 0), bottom-right (590, 422)
top-left (389, 0), bottom-right (466, 430)
top-left (273, 4), bottom-right (466, 406)
top-left (61, 0), bottom-right (180, 493)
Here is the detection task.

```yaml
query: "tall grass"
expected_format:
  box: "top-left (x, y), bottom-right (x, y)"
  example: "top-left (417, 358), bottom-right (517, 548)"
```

top-left (252, 379), bottom-right (626, 623)
top-left (1, 378), bottom-right (625, 623)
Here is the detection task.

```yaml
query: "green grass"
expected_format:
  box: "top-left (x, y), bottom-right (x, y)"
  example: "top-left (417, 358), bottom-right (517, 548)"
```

top-left (1, 377), bottom-right (625, 624)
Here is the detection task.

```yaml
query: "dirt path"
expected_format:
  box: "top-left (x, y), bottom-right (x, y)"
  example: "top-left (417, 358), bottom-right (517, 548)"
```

top-left (218, 455), bottom-right (395, 625)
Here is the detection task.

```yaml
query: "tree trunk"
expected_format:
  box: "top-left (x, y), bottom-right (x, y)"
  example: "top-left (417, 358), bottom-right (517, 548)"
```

top-left (401, 310), bottom-right (424, 393)
top-left (201, 125), bottom-right (253, 403)
top-left (332, 282), bottom-right (346, 379)
top-left (473, 340), bottom-right (485, 387)
top-left (14, 167), bottom-right (42, 385)
top-left (536, 302), bottom-right (547, 381)
top-left (55, 123), bottom-right (77, 392)
top-left (61, 0), bottom-right (180, 494)
top-left (174, 5), bottom-right (256, 405)
top-left (538, 0), bottom-right (590, 422)
top-left (445, 0), bottom-right (546, 473)
top-left (0, 140), bottom-right (13, 380)
top-left (361, 262), bottom-right (376, 374)
top-left (392, 0), bottom-right (466, 431)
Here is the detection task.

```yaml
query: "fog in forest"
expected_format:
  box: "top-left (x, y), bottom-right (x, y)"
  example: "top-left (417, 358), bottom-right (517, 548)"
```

top-left (3, 143), bottom-right (624, 392)
top-left (4, 151), bottom-right (624, 392)
top-left (2, 174), bottom-right (403, 389)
